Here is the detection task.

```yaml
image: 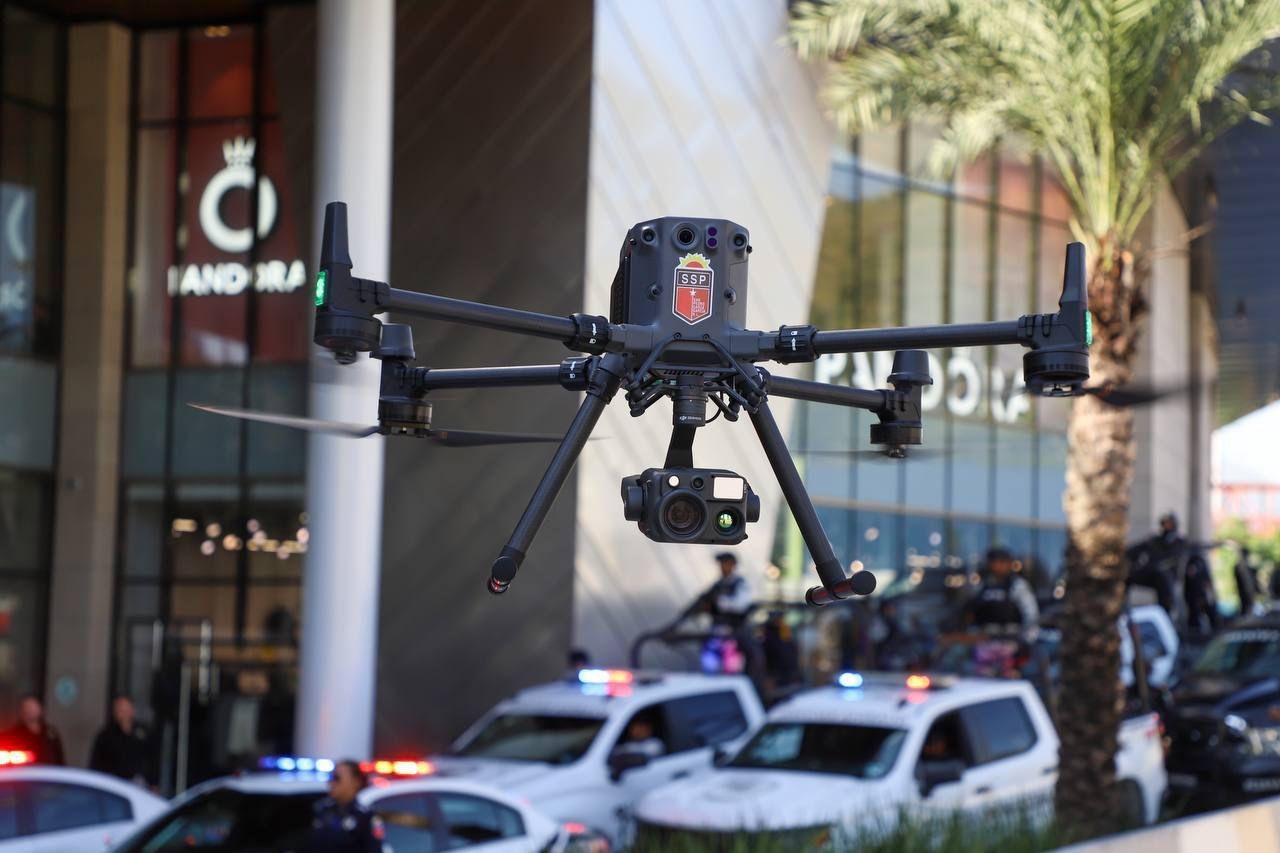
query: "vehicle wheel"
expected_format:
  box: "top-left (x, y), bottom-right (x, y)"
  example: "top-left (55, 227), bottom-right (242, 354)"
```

top-left (1117, 779), bottom-right (1146, 828)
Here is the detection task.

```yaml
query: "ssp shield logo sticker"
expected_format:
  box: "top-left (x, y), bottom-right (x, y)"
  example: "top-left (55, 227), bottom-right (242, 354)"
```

top-left (673, 253), bottom-right (713, 325)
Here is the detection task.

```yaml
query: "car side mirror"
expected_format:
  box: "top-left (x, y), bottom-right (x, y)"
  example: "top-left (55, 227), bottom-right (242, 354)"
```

top-left (918, 759), bottom-right (965, 798)
top-left (608, 750), bottom-right (650, 782)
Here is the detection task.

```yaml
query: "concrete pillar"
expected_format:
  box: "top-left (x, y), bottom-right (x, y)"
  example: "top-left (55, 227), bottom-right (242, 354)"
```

top-left (296, 0), bottom-right (393, 759)
top-left (43, 23), bottom-right (132, 764)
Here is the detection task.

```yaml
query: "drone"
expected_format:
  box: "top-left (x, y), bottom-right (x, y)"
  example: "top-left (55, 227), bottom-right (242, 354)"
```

top-left (199, 202), bottom-right (1092, 607)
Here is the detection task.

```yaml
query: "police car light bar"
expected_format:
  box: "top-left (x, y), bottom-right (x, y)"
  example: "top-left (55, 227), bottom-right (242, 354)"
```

top-left (835, 672), bottom-right (951, 690)
top-left (259, 756), bottom-right (434, 777)
top-left (577, 668), bottom-right (634, 685)
top-left (0, 750), bottom-right (33, 766)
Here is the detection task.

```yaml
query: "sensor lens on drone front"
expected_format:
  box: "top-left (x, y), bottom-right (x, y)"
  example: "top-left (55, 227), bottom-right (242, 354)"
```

top-left (661, 493), bottom-right (705, 538)
top-left (622, 467), bottom-right (758, 545)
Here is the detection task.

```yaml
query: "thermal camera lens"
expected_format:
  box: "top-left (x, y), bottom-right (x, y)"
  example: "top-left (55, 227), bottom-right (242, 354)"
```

top-left (662, 495), bottom-right (705, 537)
top-left (715, 510), bottom-right (741, 535)
top-left (676, 227), bottom-right (696, 246)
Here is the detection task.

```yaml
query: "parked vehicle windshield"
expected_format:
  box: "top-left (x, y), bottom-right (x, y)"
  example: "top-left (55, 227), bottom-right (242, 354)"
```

top-left (729, 722), bottom-right (906, 778)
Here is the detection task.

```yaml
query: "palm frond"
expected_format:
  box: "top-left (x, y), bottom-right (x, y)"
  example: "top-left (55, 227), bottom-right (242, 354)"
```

top-left (790, 0), bottom-right (1280, 251)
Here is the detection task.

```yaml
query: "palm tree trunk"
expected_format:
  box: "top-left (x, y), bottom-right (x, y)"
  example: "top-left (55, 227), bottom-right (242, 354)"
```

top-left (1054, 247), bottom-right (1144, 836)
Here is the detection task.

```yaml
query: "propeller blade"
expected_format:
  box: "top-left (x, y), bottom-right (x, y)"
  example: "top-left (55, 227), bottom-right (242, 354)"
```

top-left (188, 404), bottom-right (380, 438)
top-left (1082, 384), bottom-right (1186, 407)
top-left (793, 446), bottom-right (955, 462)
top-left (424, 427), bottom-right (571, 447)
top-left (1016, 382), bottom-right (1189, 408)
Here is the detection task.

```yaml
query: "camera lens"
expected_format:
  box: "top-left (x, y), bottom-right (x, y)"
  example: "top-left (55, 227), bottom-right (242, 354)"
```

top-left (691, 477), bottom-right (704, 490)
top-left (715, 509), bottom-right (741, 536)
top-left (661, 494), bottom-right (705, 538)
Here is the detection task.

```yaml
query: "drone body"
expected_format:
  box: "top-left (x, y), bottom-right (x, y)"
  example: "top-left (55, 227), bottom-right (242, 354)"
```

top-left (201, 202), bottom-right (1092, 607)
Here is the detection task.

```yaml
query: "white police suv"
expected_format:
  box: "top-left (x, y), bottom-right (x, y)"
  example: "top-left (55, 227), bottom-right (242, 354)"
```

top-left (113, 757), bottom-right (570, 852)
top-left (0, 755), bottom-right (166, 852)
top-left (632, 672), bottom-right (1166, 847)
top-left (432, 669), bottom-right (766, 844)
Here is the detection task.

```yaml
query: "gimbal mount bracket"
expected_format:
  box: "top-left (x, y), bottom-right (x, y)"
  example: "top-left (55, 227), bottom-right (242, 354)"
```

top-left (312, 203), bottom-right (1090, 606)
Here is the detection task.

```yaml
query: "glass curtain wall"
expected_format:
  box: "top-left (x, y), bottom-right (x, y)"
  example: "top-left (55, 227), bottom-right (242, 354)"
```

top-left (0, 3), bottom-right (65, 722)
top-left (781, 125), bottom-right (1073, 600)
top-left (115, 23), bottom-right (310, 781)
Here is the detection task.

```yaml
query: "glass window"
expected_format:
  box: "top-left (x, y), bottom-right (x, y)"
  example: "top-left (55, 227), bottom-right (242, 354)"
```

top-left (906, 123), bottom-right (948, 185)
top-left (1037, 432), bottom-right (1068, 524)
top-left (993, 427), bottom-right (1034, 520)
top-left (960, 697), bottom-right (1037, 764)
top-left (0, 782), bottom-right (15, 839)
top-left (434, 793), bottom-right (524, 847)
top-left (0, 471), bottom-right (51, 571)
top-left (30, 782), bottom-right (131, 833)
top-left (918, 711), bottom-right (972, 766)
top-left (997, 150), bottom-right (1036, 214)
top-left (852, 509), bottom-right (901, 572)
top-left (1033, 527), bottom-right (1068, 586)
top-left (956, 154), bottom-right (995, 203)
top-left (171, 369), bottom-right (245, 477)
top-left (374, 793), bottom-right (436, 853)
top-left (857, 127), bottom-right (901, 177)
top-left (1, 104), bottom-right (62, 359)
top-left (179, 121), bottom-right (253, 366)
top-left (3, 7), bottom-right (63, 107)
top-left (904, 190), bottom-right (946, 326)
top-left (731, 722), bottom-right (906, 778)
top-left (950, 201), bottom-right (989, 325)
top-left (950, 520), bottom-right (991, 574)
top-left (662, 691), bottom-right (748, 751)
top-left (949, 419), bottom-right (991, 514)
top-left (0, 577), bottom-right (47, 714)
top-left (186, 26), bottom-right (255, 120)
top-left (116, 788), bottom-right (319, 851)
top-left (859, 176), bottom-right (903, 328)
top-left (904, 515), bottom-right (946, 568)
top-left (129, 128), bottom-right (178, 368)
top-left (456, 714), bottom-right (604, 764)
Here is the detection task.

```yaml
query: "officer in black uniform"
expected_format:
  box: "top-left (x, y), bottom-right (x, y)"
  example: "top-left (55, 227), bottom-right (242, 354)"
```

top-left (89, 695), bottom-right (156, 786)
top-left (964, 548), bottom-right (1039, 637)
top-left (304, 759), bottom-right (383, 852)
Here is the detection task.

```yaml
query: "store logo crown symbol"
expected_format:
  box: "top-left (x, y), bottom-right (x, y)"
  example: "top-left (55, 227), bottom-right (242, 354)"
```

top-left (222, 136), bottom-right (256, 168)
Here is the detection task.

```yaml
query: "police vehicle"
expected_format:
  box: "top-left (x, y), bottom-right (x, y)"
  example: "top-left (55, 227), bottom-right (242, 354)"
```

top-left (432, 669), bottom-right (765, 844)
top-left (113, 757), bottom-right (572, 852)
top-left (631, 672), bottom-right (1166, 846)
top-left (1165, 613), bottom-right (1280, 806)
top-left (0, 755), bottom-right (167, 852)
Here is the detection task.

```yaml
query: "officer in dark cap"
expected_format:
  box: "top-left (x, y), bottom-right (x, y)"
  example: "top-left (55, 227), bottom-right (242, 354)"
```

top-left (965, 548), bottom-right (1039, 638)
top-left (303, 759), bottom-right (382, 852)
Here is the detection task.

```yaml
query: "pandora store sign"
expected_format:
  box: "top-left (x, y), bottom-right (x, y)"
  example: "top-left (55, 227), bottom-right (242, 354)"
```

top-left (814, 350), bottom-right (1031, 424)
top-left (167, 137), bottom-right (306, 297)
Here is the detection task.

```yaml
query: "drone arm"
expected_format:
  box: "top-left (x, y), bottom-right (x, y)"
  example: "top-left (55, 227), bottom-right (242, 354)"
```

top-left (747, 398), bottom-right (876, 605)
top-left (764, 374), bottom-right (887, 412)
top-left (809, 320), bottom-right (1022, 355)
top-left (488, 353), bottom-right (626, 594)
top-left (387, 288), bottom-right (580, 341)
top-left (416, 364), bottom-right (565, 391)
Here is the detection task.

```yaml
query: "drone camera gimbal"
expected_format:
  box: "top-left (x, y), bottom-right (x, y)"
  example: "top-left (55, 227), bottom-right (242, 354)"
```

top-left (304, 202), bottom-right (1090, 606)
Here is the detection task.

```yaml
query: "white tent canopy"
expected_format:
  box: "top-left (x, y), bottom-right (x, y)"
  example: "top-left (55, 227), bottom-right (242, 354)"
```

top-left (1213, 399), bottom-right (1280, 487)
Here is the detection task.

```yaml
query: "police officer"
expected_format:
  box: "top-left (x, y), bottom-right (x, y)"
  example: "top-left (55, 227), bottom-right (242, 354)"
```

top-left (89, 695), bottom-right (156, 786)
top-left (705, 552), bottom-right (753, 630)
top-left (965, 548), bottom-right (1039, 637)
top-left (304, 759), bottom-right (383, 852)
top-left (2, 694), bottom-right (64, 765)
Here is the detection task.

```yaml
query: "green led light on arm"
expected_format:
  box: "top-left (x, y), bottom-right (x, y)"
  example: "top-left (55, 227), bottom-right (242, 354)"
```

top-left (314, 270), bottom-right (327, 307)
top-left (1085, 311), bottom-right (1093, 346)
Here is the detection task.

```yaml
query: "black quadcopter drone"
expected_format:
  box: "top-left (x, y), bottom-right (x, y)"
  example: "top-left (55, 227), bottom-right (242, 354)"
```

top-left (200, 202), bottom-right (1093, 607)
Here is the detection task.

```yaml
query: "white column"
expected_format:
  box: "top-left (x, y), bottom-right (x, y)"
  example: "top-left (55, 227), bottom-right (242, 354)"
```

top-left (297, 0), bottom-right (394, 759)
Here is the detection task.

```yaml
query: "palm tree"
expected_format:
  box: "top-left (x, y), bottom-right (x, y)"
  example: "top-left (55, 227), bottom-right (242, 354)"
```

top-left (789, 0), bottom-right (1280, 835)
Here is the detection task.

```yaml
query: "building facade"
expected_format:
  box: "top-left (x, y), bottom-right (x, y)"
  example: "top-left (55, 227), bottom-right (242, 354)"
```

top-left (0, 0), bottom-right (1224, 784)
